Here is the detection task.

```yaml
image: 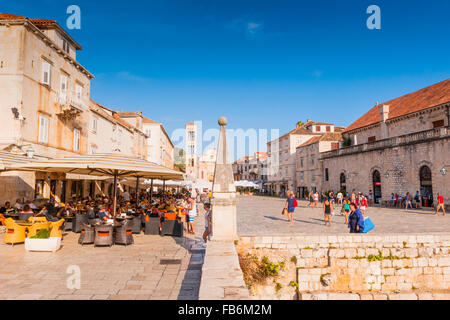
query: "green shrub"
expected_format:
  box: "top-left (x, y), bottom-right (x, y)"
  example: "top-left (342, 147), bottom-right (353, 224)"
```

top-left (30, 229), bottom-right (50, 239)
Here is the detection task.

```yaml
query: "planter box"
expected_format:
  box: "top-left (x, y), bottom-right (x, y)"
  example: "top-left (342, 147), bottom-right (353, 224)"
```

top-left (25, 237), bottom-right (61, 252)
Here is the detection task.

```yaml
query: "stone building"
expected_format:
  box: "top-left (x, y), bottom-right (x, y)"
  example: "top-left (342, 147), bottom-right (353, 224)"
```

top-left (0, 13), bottom-right (94, 204)
top-left (198, 146), bottom-right (217, 182)
top-left (142, 116), bottom-right (174, 169)
top-left (88, 101), bottom-right (137, 156)
top-left (0, 13), bottom-right (161, 204)
top-left (295, 132), bottom-right (342, 198)
top-left (232, 152), bottom-right (268, 188)
top-left (321, 79), bottom-right (450, 207)
top-left (266, 120), bottom-right (340, 196)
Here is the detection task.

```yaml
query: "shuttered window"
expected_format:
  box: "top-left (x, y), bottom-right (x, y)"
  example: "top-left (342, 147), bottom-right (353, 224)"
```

top-left (41, 61), bottom-right (51, 86)
top-left (74, 129), bottom-right (81, 152)
top-left (38, 115), bottom-right (49, 143)
top-left (59, 75), bottom-right (67, 104)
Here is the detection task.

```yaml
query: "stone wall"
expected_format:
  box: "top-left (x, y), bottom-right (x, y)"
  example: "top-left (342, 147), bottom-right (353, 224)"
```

top-left (321, 133), bottom-right (450, 204)
top-left (236, 234), bottom-right (450, 300)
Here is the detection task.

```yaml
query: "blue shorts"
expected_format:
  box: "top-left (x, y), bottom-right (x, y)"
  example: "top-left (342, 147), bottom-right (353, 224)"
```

top-left (287, 207), bottom-right (295, 213)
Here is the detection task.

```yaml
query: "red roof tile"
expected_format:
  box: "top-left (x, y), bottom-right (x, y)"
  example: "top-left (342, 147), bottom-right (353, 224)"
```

top-left (344, 79), bottom-right (450, 133)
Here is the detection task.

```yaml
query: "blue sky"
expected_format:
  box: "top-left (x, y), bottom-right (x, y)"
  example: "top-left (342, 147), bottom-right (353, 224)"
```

top-left (4, 0), bottom-right (450, 158)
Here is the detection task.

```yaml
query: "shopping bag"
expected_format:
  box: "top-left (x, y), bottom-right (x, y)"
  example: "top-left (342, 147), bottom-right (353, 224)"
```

top-left (362, 217), bottom-right (375, 233)
top-left (281, 208), bottom-right (287, 215)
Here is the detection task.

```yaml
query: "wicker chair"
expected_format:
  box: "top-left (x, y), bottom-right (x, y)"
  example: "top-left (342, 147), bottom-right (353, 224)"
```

top-left (73, 214), bottom-right (89, 233)
top-left (114, 220), bottom-right (134, 246)
top-left (131, 216), bottom-right (142, 234)
top-left (63, 217), bottom-right (73, 232)
top-left (144, 216), bottom-right (160, 235)
top-left (27, 222), bottom-right (51, 238)
top-left (78, 223), bottom-right (95, 245)
top-left (88, 218), bottom-right (100, 226)
top-left (161, 219), bottom-right (183, 237)
top-left (94, 224), bottom-right (114, 247)
top-left (49, 219), bottom-right (65, 238)
top-left (18, 213), bottom-right (34, 221)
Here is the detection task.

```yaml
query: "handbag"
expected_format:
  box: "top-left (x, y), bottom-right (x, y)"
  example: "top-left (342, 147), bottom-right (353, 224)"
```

top-left (293, 199), bottom-right (298, 207)
top-left (362, 217), bottom-right (375, 233)
top-left (281, 208), bottom-right (287, 215)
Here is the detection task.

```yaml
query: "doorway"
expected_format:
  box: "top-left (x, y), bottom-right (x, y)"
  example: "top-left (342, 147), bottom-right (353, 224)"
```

top-left (340, 173), bottom-right (346, 194)
top-left (372, 170), bottom-right (382, 204)
top-left (419, 166), bottom-right (433, 207)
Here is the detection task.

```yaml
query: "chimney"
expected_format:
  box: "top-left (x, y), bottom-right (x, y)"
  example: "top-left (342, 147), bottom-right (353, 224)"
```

top-left (379, 104), bottom-right (389, 139)
top-left (379, 104), bottom-right (389, 122)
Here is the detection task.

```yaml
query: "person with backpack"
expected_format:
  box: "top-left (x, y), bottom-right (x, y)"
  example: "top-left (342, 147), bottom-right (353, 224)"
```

top-left (348, 203), bottom-right (365, 233)
top-left (284, 190), bottom-right (297, 223)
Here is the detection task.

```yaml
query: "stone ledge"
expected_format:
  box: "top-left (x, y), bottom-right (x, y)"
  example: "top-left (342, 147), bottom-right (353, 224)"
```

top-left (199, 241), bottom-right (249, 300)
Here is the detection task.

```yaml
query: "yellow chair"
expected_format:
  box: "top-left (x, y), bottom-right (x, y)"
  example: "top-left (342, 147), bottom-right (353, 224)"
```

top-left (49, 219), bottom-right (65, 238)
top-left (3, 218), bottom-right (27, 245)
top-left (27, 216), bottom-right (47, 223)
top-left (27, 222), bottom-right (51, 238)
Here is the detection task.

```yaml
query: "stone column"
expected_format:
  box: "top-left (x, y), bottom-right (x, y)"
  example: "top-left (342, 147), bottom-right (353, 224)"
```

top-left (211, 117), bottom-right (237, 241)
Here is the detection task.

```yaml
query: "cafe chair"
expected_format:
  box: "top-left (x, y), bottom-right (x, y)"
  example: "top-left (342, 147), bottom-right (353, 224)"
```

top-left (131, 216), bottom-right (142, 234)
top-left (73, 213), bottom-right (89, 233)
top-left (114, 219), bottom-right (134, 246)
top-left (94, 224), bottom-right (114, 247)
top-left (27, 222), bottom-right (51, 238)
top-left (161, 212), bottom-right (183, 237)
top-left (144, 215), bottom-right (160, 235)
top-left (28, 216), bottom-right (47, 223)
top-left (49, 219), bottom-right (65, 238)
top-left (88, 218), bottom-right (100, 226)
top-left (18, 213), bottom-right (34, 221)
top-left (78, 223), bottom-right (95, 245)
top-left (3, 218), bottom-right (27, 245)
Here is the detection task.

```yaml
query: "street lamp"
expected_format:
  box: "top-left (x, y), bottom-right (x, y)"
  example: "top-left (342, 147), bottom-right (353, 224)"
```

top-left (384, 172), bottom-right (390, 178)
top-left (441, 168), bottom-right (448, 176)
top-left (26, 145), bottom-right (35, 158)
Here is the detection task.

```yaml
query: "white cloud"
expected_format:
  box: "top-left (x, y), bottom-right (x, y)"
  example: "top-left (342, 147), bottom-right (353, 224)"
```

top-left (225, 18), bottom-right (264, 38)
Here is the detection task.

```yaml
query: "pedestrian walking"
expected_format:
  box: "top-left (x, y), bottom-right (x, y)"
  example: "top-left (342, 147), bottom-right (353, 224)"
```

top-left (313, 191), bottom-right (319, 208)
top-left (404, 192), bottom-right (412, 211)
top-left (337, 191), bottom-right (343, 205)
top-left (435, 193), bottom-right (446, 216)
top-left (359, 194), bottom-right (368, 215)
top-left (348, 203), bottom-right (364, 233)
top-left (284, 191), bottom-right (297, 223)
top-left (343, 196), bottom-right (350, 224)
top-left (202, 202), bottom-right (212, 242)
top-left (323, 198), bottom-right (333, 226)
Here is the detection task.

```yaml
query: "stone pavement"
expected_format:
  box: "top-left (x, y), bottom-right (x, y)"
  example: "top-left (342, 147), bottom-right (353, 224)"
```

top-left (0, 210), bottom-right (206, 300)
top-left (237, 196), bottom-right (450, 235)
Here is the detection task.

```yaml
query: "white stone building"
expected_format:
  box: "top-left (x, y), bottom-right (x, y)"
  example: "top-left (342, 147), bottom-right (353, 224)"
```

top-left (142, 116), bottom-right (174, 168)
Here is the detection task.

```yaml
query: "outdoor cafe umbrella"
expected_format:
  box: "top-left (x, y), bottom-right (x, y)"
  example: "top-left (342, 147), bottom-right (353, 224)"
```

top-left (8, 153), bottom-right (184, 220)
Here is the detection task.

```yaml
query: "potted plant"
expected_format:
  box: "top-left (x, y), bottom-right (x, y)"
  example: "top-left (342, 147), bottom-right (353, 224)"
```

top-left (25, 229), bottom-right (61, 252)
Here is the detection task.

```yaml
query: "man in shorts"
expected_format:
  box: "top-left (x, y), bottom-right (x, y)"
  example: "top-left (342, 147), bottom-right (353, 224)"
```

top-left (435, 193), bottom-right (446, 216)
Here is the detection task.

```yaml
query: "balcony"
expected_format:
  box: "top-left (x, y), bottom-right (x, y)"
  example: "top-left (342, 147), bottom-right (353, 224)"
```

top-left (320, 126), bottom-right (450, 159)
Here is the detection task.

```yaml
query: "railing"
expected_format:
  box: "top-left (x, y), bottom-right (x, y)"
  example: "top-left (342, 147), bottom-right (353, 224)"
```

top-left (321, 126), bottom-right (450, 159)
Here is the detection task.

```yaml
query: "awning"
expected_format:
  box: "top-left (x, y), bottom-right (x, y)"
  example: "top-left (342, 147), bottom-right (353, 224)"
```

top-left (9, 153), bottom-right (184, 180)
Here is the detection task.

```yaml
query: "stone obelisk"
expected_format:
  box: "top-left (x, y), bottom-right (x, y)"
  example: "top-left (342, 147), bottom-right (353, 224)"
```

top-left (210, 116), bottom-right (237, 240)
